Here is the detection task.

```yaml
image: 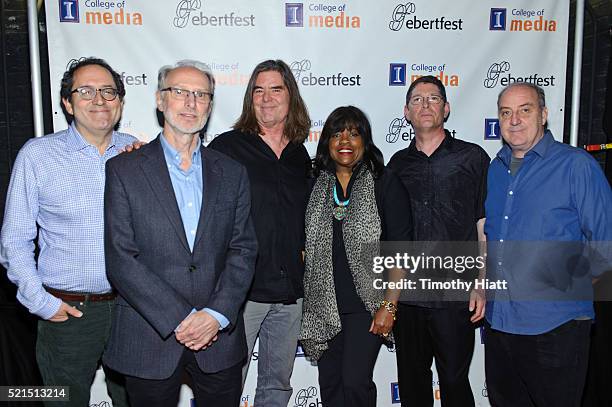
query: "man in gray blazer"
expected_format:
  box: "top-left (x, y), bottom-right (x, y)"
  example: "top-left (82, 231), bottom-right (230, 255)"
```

top-left (103, 60), bottom-right (257, 407)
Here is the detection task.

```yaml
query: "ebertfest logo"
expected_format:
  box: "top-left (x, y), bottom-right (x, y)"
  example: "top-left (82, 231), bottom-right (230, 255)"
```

top-left (483, 61), bottom-right (556, 88)
top-left (389, 2), bottom-right (463, 31)
top-left (172, 0), bottom-right (255, 28)
top-left (386, 116), bottom-right (412, 144)
top-left (289, 59), bottom-right (362, 87)
top-left (386, 116), bottom-right (457, 144)
top-left (293, 386), bottom-right (319, 407)
top-left (65, 58), bottom-right (148, 87)
top-left (173, 0), bottom-right (200, 28)
top-left (66, 57), bottom-right (86, 70)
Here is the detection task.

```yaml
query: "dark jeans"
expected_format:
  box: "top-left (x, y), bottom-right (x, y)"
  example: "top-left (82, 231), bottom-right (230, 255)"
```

top-left (36, 299), bottom-right (129, 407)
top-left (394, 304), bottom-right (475, 407)
top-left (484, 320), bottom-right (590, 407)
top-left (125, 348), bottom-right (242, 407)
top-left (317, 312), bottom-right (383, 407)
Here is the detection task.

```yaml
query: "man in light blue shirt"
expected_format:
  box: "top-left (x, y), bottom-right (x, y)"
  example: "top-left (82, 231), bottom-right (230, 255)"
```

top-left (0, 58), bottom-right (135, 406)
top-left (102, 60), bottom-right (256, 407)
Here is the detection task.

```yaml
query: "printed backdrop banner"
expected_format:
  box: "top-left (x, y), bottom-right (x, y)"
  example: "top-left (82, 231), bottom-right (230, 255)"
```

top-left (46, 1), bottom-right (570, 406)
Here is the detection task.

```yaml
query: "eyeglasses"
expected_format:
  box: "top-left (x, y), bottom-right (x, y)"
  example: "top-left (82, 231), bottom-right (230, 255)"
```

top-left (71, 86), bottom-right (119, 101)
top-left (408, 95), bottom-right (444, 106)
top-left (160, 87), bottom-right (213, 103)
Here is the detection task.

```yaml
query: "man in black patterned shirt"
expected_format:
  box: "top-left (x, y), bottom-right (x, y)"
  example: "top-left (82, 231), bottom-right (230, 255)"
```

top-left (387, 75), bottom-right (489, 407)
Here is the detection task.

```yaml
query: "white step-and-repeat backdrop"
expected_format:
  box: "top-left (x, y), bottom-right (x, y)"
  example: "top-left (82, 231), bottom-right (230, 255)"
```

top-left (45, 1), bottom-right (570, 405)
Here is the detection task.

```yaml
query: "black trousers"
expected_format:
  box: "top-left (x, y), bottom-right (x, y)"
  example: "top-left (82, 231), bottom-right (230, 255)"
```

top-left (394, 304), bottom-right (475, 407)
top-left (125, 348), bottom-right (242, 407)
top-left (582, 302), bottom-right (612, 407)
top-left (484, 320), bottom-right (590, 407)
top-left (317, 312), bottom-right (383, 407)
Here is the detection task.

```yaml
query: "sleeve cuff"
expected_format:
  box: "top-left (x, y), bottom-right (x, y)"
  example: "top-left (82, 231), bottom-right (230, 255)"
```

top-left (36, 295), bottom-right (63, 320)
top-left (203, 307), bottom-right (230, 329)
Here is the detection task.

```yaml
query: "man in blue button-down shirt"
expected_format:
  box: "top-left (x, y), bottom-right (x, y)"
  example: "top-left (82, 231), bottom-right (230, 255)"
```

top-left (102, 60), bottom-right (257, 407)
top-left (0, 58), bottom-right (136, 406)
top-left (484, 82), bottom-right (612, 407)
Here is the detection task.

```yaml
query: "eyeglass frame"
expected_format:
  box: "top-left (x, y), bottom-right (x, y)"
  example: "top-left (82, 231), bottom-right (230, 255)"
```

top-left (70, 86), bottom-right (120, 101)
top-left (160, 87), bottom-right (214, 103)
top-left (408, 94), bottom-right (445, 106)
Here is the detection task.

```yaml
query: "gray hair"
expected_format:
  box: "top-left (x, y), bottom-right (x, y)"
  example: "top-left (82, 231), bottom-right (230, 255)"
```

top-left (497, 82), bottom-right (546, 110)
top-left (157, 59), bottom-right (215, 96)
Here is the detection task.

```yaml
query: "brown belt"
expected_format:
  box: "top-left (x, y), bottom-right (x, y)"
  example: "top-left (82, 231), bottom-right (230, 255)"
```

top-left (44, 286), bottom-right (116, 302)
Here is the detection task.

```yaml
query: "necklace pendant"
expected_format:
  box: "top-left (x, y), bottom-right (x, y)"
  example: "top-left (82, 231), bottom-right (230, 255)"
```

top-left (333, 184), bottom-right (349, 221)
top-left (334, 205), bottom-right (348, 221)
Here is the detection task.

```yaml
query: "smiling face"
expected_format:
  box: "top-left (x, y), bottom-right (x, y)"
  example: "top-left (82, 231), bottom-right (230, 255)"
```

top-left (498, 84), bottom-right (548, 158)
top-left (404, 82), bottom-right (449, 133)
top-left (62, 64), bottom-right (123, 139)
top-left (156, 66), bottom-right (212, 138)
top-left (328, 127), bottom-right (365, 173)
top-left (252, 70), bottom-right (290, 131)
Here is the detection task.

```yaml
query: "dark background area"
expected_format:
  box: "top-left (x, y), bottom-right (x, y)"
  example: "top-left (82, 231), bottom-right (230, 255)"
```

top-left (0, 0), bottom-right (610, 404)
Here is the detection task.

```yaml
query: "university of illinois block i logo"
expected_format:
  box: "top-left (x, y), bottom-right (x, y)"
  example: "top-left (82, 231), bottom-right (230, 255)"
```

top-left (286, 3), bottom-right (303, 27)
top-left (489, 8), bottom-right (506, 30)
top-left (389, 63), bottom-right (407, 86)
top-left (59, 0), bottom-right (79, 22)
top-left (484, 118), bottom-right (501, 140)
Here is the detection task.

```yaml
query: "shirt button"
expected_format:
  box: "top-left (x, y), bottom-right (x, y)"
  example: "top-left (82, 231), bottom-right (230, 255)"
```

top-left (504, 216), bottom-right (509, 220)
top-left (190, 230), bottom-right (196, 235)
top-left (187, 202), bottom-right (193, 207)
top-left (500, 239), bottom-right (504, 242)
top-left (509, 191), bottom-right (513, 195)
top-left (498, 261), bottom-right (502, 266)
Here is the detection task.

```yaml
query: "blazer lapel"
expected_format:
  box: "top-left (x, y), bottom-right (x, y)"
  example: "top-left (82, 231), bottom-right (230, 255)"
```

top-left (193, 146), bottom-right (221, 249)
top-left (139, 136), bottom-right (191, 253)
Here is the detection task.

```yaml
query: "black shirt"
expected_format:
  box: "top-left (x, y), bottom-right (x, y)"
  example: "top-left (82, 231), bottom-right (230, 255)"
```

top-left (387, 130), bottom-right (489, 242)
top-left (331, 167), bottom-right (413, 314)
top-left (209, 130), bottom-right (311, 303)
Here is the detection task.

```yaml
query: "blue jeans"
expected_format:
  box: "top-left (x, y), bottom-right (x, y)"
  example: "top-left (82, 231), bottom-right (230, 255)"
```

top-left (242, 299), bottom-right (302, 407)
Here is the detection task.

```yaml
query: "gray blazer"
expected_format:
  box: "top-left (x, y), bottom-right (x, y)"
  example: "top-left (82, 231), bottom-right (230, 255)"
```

top-left (102, 136), bottom-right (257, 379)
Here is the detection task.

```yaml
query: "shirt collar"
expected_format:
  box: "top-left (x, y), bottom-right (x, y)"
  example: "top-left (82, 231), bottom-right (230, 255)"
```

top-left (496, 129), bottom-right (554, 167)
top-left (529, 129), bottom-right (554, 157)
top-left (160, 132), bottom-right (202, 168)
top-left (407, 129), bottom-right (453, 156)
top-left (247, 131), bottom-right (299, 157)
top-left (65, 123), bottom-right (119, 152)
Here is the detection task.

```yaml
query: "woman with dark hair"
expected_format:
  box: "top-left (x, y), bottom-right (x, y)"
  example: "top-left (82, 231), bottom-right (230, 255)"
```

top-left (300, 106), bottom-right (413, 406)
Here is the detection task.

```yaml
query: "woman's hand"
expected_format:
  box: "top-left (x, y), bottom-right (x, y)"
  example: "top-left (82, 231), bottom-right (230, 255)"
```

top-left (369, 305), bottom-right (395, 337)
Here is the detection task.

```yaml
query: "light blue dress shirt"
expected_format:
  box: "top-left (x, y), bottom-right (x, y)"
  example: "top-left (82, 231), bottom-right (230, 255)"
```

top-left (0, 124), bottom-right (137, 319)
top-left (159, 133), bottom-right (229, 329)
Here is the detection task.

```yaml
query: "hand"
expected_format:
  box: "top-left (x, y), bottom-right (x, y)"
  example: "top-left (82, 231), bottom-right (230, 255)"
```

top-left (48, 301), bottom-right (83, 322)
top-left (469, 288), bottom-right (486, 323)
top-left (175, 310), bottom-right (220, 351)
top-left (369, 306), bottom-right (395, 337)
top-left (119, 141), bottom-right (146, 154)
